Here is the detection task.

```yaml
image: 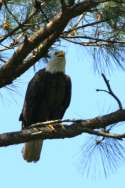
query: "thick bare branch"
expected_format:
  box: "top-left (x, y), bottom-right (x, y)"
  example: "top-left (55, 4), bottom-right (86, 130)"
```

top-left (0, 109), bottom-right (125, 147)
top-left (0, 0), bottom-right (105, 88)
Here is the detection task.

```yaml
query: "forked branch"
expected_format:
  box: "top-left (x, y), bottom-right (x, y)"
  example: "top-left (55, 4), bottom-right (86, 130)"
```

top-left (96, 73), bottom-right (123, 110)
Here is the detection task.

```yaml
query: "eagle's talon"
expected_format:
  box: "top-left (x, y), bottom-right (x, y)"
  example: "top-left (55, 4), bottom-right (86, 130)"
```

top-left (48, 124), bottom-right (55, 130)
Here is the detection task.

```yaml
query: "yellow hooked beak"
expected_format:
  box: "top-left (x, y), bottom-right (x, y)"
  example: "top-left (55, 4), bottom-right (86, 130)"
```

top-left (55, 51), bottom-right (65, 58)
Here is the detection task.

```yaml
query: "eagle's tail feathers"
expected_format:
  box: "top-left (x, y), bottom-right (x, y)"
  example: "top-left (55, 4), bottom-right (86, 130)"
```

top-left (22, 140), bottom-right (43, 162)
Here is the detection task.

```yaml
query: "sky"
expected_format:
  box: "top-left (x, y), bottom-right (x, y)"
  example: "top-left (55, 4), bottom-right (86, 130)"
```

top-left (0, 43), bottom-right (125, 187)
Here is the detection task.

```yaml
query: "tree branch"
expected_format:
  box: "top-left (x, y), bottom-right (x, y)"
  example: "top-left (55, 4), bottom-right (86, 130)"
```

top-left (0, 0), bottom-right (106, 88)
top-left (0, 109), bottom-right (125, 147)
top-left (96, 73), bottom-right (123, 110)
top-left (0, 10), bottom-right (37, 43)
top-left (63, 19), bottom-right (110, 35)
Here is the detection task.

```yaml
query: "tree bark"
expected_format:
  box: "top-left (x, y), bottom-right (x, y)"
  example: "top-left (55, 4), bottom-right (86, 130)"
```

top-left (0, 109), bottom-right (125, 147)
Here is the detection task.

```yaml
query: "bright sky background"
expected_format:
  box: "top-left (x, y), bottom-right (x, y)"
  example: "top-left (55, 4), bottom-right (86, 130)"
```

top-left (0, 42), bottom-right (125, 188)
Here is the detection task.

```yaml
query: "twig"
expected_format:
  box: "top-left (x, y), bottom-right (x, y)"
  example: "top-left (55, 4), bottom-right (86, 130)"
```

top-left (61, 35), bottom-right (125, 44)
top-left (0, 10), bottom-right (37, 43)
top-left (4, 1), bottom-right (22, 28)
top-left (96, 73), bottom-right (123, 110)
top-left (86, 129), bottom-right (124, 140)
top-left (63, 19), bottom-right (110, 35)
top-left (62, 37), bottom-right (125, 47)
top-left (30, 119), bottom-right (83, 128)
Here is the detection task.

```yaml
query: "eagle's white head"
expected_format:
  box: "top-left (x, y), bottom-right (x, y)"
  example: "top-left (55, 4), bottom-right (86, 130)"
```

top-left (46, 51), bottom-right (66, 73)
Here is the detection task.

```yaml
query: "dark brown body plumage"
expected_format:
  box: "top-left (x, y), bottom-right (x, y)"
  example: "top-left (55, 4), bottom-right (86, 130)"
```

top-left (19, 68), bottom-right (71, 162)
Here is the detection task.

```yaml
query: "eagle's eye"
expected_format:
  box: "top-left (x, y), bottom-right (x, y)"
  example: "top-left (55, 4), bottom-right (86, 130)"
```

top-left (54, 51), bottom-right (59, 55)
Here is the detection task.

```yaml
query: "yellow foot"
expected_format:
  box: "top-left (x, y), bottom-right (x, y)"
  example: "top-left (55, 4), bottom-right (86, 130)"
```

top-left (48, 124), bottom-right (55, 130)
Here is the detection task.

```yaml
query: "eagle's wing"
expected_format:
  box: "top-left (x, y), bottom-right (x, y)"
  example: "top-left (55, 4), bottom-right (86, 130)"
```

top-left (63, 75), bottom-right (72, 113)
top-left (19, 69), bottom-right (47, 127)
top-left (19, 69), bottom-right (46, 162)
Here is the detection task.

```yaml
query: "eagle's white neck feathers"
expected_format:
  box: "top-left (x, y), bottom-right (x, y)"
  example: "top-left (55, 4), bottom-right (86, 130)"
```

top-left (46, 52), bottom-right (66, 73)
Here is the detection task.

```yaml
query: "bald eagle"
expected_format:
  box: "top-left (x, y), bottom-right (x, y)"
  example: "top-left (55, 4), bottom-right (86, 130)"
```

top-left (19, 51), bottom-right (72, 162)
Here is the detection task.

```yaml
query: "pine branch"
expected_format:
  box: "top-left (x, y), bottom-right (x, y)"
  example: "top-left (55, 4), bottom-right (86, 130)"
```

top-left (1, 109), bottom-right (125, 147)
top-left (0, 0), bottom-right (107, 88)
